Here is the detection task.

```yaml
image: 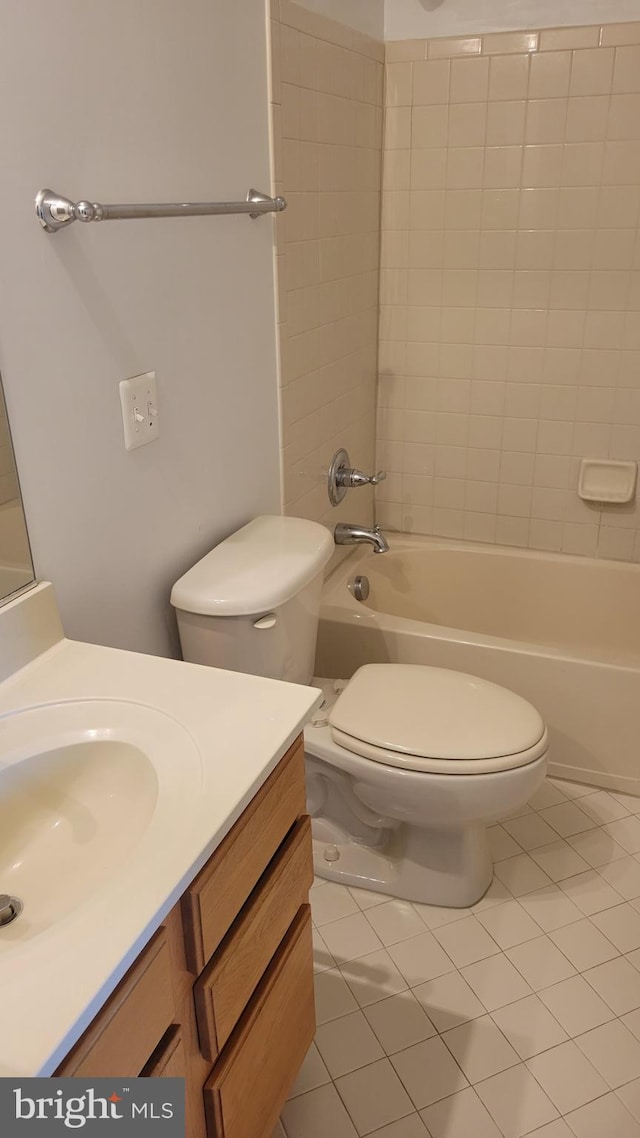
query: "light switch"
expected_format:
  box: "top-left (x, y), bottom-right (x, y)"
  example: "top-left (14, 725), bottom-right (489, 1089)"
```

top-left (119, 372), bottom-right (159, 451)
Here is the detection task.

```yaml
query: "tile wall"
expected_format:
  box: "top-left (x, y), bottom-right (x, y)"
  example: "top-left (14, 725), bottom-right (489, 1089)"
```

top-left (270, 0), bottom-right (384, 530)
top-left (377, 22), bottom-right (640, 560)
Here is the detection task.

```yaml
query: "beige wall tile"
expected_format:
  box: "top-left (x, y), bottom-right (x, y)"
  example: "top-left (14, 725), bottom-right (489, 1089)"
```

top-left (600, 23), bottom-right (640, 48)
top-left (448, 102), bottom-right (487, 148)
top-left (526, 99), bottom-right (567, 144)
top-left (529, 52), bottom-right (572, 99)
top-left (386, 62), bottom-right (413, 106)
top-left (428, 37), bottom-right (482, 60)
top-left (539, 26), bottom-right (601, 52)
top-left (569, 47), bottom-right (615, 97)
top-left (565, 96), bottom-right (609, 142)
top-left (450, 56), bottom-right (490, 102)
top-left (486, 100), bottom-right (527, 146)
top-left (413, 59), bottom-right (451, 105)
top-left (612, 45), bottom-right (640, 93)
top-left (386, 40), bottom-right (427, 63)
top-left (412, 104), bottom-right (449, 148)
top-left (489, 54), bottom-right (530, 101)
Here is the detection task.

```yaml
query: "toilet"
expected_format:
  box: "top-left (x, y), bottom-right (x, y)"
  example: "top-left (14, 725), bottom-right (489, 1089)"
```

top-left (171, 515), bottom-right (548, 907)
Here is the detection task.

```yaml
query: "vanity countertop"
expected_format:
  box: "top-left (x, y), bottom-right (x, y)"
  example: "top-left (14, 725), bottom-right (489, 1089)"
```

top-left (0, 584), bottom-right (321, 1078)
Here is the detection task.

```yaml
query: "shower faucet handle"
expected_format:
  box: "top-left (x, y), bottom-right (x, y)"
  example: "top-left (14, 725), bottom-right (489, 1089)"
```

top-left (338, 467), bottom-right (387, 488)
top-left (328, 447), bottom-right (387, 506)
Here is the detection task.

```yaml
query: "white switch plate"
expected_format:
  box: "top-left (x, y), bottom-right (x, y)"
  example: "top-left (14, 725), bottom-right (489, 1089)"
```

top-left (119, 371), bottom-right (159, 451)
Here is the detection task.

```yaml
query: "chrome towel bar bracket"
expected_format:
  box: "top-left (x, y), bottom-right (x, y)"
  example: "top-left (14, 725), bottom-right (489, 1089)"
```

top-left (35, 187), bottom-right (287, 232)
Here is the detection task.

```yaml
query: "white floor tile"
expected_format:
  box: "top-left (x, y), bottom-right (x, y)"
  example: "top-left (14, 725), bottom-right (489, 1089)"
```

top-left (629, 947), bottom-right (640, 971)
top-left (472, 878), bottom-right (513, 913)
top-left (282, 1084), bottom-right (359, 1138)
top-left (476, 900), bottom-right (542, 949)
top-left (335, 1058), bottom-right (415, 1136)
top-left (364, 991), bottom-right (436, 1054)
top-left (321, 913), bottom-right (384, 965)
top-left (558, 871), bottom-right (622, 916)
top-left (503, 814), bottom-right (561, 851)
top-left (413, 970), bottom-right (486, 1032)
top-left (537, 975), bottom-right (614, 1035)
top-left (489, 825), bottom-right (523, 861)
top-left (530, 841), bottom-right (591, 883)
top-left (315, 967), bottom-right (360, 1025)
top-left (414, 903), bottom-right (473, 929)
top-left (591, 904), bottom-right (640, 953)
top-left (432, 916), bottom-right (501, 968)
top-left (421, 1087), bottom-right (502, 1138)
top-left (540, 803), bottom-right (597, 838)
top-left (567, 829), bottom-right (627, 868)
top-left (528, 781), bottom-right (568, 811)
top-left (315, 1011), bottom-right (385, 1079)
top-left (442, 1014), bottom-right (520, 1083)
top-left (579, 791), bottom-right (631, 825)
top-left (368, 1116), bottom-right (429, 1138)
top-left (475, 1064), bottom-right (559, 1137)
top-left (349, 887), bottom-right (393, 911)
top-left (603, 817), bottom-right (640, 855)
top-left (491, 994), bottom-right (568, 1059)
top-left (461, 953), bottom-right (532, 1011)
top-left (612, 792), bottom-right (640, 815)
top-left (599, 857), bottom-right (640, 900)
top-left (340, 949), bottom-right (409, 1008)
top-left (365, 901), bottom-right (428, 947)
top-left (506, 935), bottom-right (577, 991)
top-left (619, 1078), bottom-right (640, 1122)
top-left (390, 1037), bottom-right (468, 1109)
top-left (526, 1040), bottom-right (609, 1114)
top-left (388, 931), bottom-right (456, 988)
top-left (623, 1010), bottom-right (640, 1041)
top-left (519, 885), bottom-right (583, 932)
top-left (288, 1043), bottom-right (331, 1098)
top-left (574, 1019), bottom-right (640, 1089)
top-left (313, 927), bottom-right (336, 973)
top-left (311, 882), bottom-right (360, 926)
top-left (565, 1092), bottom-right (640, 1138)
top-left (583, 956), bottom-right (640, 1015)
top-left (526, 1122), bottom-right (573, 1137)
top-left (549, 919), bottom-right (619, 971)
top-left (500, 803), bottom-right (534, 821)
top-left (494, 854), bottom-right (553, 897)
top-left (549, 780), bottom-right (597, 800)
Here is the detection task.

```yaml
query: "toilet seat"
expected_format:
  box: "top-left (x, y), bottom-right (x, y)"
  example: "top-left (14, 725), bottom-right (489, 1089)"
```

top-left (329, 664), bottom-right (548, 775)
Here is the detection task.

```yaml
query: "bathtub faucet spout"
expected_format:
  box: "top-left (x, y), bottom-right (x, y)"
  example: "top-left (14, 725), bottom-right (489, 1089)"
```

top-left (334, 523), bottom-right (390, 554)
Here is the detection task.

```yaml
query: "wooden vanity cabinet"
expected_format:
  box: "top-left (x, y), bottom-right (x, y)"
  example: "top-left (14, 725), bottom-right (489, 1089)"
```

top-left (56, 735), bottom-right (315, 1138)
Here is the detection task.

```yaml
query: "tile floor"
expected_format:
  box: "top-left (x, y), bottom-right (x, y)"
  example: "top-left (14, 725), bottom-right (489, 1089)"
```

top-left (274, 776), bottom-right (640, 1138)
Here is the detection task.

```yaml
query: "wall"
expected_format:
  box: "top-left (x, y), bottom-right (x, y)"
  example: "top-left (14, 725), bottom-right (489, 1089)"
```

top-left (386, 1), bottom-right (640, 42)
top-left (377, 22), bottom-right (640, 560)
top-left (0, 390), bottom-right (18, 509)
top-left (0, 0), bottom-right (281, 656)
top-left (298, 0), bottom-right (384, 40)
top-left (270, 0), bottom-right (384, 533)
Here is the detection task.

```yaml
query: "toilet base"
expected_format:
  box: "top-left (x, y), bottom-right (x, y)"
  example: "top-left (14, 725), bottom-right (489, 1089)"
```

top-left (312, 818), bottom-right (493, 908)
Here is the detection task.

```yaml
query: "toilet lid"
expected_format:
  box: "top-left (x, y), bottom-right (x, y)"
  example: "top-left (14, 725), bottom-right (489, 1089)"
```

top-left (329, 664), bottom-right (547, 770)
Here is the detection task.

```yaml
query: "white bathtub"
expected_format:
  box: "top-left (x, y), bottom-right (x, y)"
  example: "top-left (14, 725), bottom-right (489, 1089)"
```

top-left (316, 534), bottom-right (640, 794)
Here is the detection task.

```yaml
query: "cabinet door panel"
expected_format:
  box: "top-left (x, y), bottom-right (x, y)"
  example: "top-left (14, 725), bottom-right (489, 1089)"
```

top-left (204, 907), bottom-right (314, 1138)
top-left (182, 737), bottom-right (306, 973)
top-left (195, 815), bottom-right (312, 1060)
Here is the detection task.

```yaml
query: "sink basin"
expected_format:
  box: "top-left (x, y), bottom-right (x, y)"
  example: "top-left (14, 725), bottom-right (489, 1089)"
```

top-left (0, 699), bottom-right (202, 947)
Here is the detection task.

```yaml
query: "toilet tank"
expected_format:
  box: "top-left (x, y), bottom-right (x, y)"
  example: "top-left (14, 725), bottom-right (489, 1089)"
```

top-left (170, 516), bottom-right (334, 685)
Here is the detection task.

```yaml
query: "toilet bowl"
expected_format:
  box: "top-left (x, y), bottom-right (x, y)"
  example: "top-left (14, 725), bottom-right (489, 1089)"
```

top-left (304, 670), bottom-right (548, 907)
top-left (171, 516), bottom-right (548, 908)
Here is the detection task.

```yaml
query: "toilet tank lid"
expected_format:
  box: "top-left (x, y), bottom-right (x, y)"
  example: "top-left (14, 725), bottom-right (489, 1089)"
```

top-left (170, 516), bottom-right (335, 617)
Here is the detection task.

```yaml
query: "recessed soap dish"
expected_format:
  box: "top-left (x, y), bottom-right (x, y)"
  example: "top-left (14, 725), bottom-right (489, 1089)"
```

top-left (578, 459), bottom-right (637, 504)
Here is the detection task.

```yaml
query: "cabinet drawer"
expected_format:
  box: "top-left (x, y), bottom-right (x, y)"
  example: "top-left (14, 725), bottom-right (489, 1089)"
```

top-left (204, 906), bottom-right (314, 1138)
top-left (141, 1026), bottom-right (186, 1078)
top-left (195, 815), bottom-right (313, 1060)
top-left (57, 930), bottom-right (175, 1077)
top-left (182, 736), bottom-right (305, 973)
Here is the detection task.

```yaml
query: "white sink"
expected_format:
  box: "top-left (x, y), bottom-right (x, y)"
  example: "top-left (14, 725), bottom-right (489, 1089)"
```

top-left (0, 699), bottom-right (202, 949)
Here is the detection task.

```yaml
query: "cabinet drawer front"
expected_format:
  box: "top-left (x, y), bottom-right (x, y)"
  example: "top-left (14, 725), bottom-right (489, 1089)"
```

top-left (57, 930), bottom-right (175, 1078)
top-left (204, 906), bottom-right (314, 1138)
top-left (182, 736), bottom-right (305, 973)
top-left (141, 1026), bottom-right (186, 1078)
top-left (195, 815), bottom-right (313, 1060)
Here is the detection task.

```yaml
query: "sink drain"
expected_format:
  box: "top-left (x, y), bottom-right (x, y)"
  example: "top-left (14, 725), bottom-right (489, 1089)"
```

top-left (0, 894), bottom-right (22, 926)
